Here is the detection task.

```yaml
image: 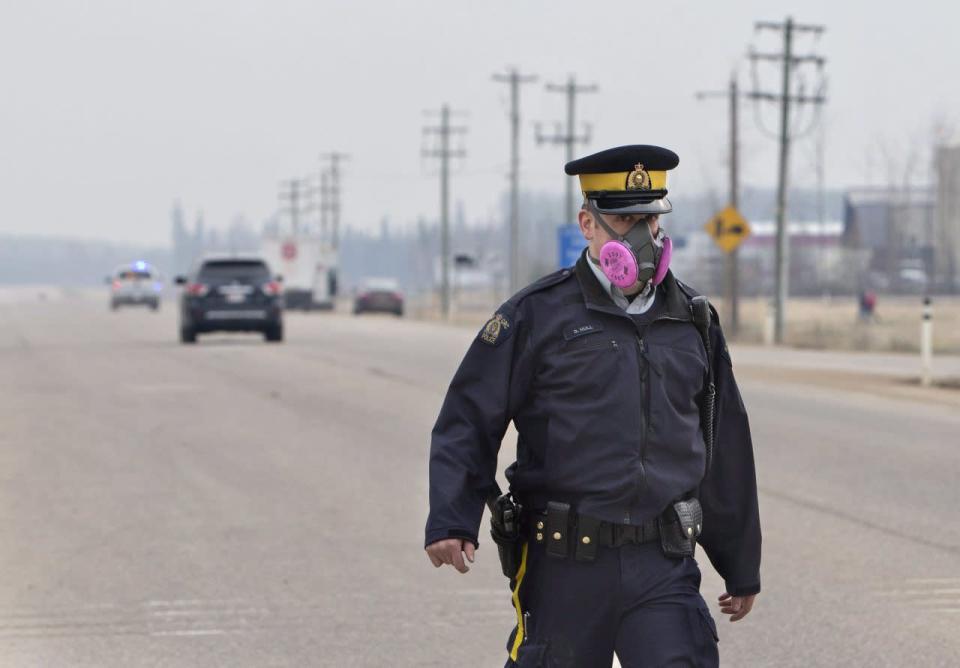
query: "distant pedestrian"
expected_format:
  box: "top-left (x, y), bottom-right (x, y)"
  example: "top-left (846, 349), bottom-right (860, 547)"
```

top-left (859, 289), bottom-right (877, 322)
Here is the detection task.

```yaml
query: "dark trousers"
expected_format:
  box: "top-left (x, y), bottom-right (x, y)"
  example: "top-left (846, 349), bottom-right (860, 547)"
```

top-left (504, 540), bottom-right (719, 668)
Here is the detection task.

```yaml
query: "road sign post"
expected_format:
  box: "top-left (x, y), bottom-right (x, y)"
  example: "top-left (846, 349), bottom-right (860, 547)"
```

top-left (703, 204), bottom-right (750, 334)
top-left (705, 206), bottom-right (751, 329)
top-left (704, 206), bottom-right (751, 253)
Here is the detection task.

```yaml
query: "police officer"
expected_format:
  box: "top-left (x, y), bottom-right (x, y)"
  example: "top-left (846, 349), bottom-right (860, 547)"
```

top-left (425, 145), bottom-right (761, 667)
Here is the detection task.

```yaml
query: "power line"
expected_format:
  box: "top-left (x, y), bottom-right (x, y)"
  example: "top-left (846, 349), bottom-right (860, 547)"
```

top-left (748, 16), bottom-right (827, 344)
top-left (423, 105), bottom-right (468, 319)
top-left (493, 67), bottom-right (538, 296)
top-left (536, 75), bottom-right (598, 226)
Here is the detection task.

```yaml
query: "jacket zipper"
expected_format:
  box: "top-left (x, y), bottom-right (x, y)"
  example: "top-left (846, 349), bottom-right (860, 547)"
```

top-left (634, 316), bottom-right (688, 499)
top-left (636, 336), bottom-right (649, 481)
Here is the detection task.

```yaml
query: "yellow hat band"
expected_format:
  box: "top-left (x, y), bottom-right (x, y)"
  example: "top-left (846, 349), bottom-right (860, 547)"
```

top-left (578, 170), bottom-right (667, 194)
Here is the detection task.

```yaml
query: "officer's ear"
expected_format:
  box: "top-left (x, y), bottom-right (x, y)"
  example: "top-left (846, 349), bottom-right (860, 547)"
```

top-left (644, 214), bottom-right (661, 238)
top-left (578, 206), bottom-right (595, 241)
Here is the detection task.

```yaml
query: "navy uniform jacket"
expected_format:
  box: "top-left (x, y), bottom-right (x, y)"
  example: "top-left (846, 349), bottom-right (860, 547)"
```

top-left (425, 252), bottom-right (761, 596)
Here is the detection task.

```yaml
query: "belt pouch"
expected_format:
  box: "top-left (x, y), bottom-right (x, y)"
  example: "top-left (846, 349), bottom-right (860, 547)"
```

top-left (575, 515), bottom-right (601, 561)
top-left (658, 498), bottom-right (703, 558)
top-left (545, 502), bottom-right (571, 558)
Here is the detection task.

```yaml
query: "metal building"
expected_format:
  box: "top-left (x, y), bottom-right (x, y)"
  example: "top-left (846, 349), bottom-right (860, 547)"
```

top-left (842, 187), bottom-right (936, 292)
top-left (935, 145), bottom-right (960, 292)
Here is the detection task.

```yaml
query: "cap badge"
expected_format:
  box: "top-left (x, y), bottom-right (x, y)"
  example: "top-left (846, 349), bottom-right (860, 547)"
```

top-left (626, 163), bottom-right (651, 191)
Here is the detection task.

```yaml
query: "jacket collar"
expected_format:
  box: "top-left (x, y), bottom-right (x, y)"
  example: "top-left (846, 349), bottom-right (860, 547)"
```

top-left (573, 249), bottom-right (690, 321)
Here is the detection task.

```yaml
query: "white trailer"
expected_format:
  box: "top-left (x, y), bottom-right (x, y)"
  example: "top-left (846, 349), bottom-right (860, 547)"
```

top-left (260, 235), bottom-right (338, 310)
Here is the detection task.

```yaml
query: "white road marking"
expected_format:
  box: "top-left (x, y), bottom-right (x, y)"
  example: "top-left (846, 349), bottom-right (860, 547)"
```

top-left (151, 629), bottom-right (228, 637)
top-left (126, 383), bottom-right (201, 393)
top-left (0, 598), bottom-right (331, 638)
top-left (878, 588), bottom-right (960, 596)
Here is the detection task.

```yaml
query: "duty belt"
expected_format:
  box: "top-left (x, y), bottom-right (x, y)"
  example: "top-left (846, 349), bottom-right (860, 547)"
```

top-left (529, 501), bottom-right (660, 562)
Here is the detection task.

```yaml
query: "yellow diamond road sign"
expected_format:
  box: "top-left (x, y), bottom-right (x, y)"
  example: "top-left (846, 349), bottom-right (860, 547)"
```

top-left (704, 205), bottom-right (751, 253)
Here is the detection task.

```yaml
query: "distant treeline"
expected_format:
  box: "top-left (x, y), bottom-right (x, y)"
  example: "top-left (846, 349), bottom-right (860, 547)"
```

top-left (0, 236), bottom-right (173, 285)
top-left (0, 186), bottom-right (843, 288)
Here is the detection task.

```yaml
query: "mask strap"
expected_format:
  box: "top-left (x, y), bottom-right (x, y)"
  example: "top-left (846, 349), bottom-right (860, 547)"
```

top-left (590, 201), bottom-right (659, 250)
top-left (652, 227), bottom-right (666, 247)
top-left (588, 201), bottom-right (629, 244)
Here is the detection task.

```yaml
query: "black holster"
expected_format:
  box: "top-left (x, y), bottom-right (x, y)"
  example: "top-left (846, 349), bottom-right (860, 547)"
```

top-left (658, 498), bottom-right (703, 558)
top-left (488, 492), bottom-right (524, 579)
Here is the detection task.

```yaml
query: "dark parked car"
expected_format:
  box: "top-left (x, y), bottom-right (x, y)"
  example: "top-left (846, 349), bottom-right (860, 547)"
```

top-left (353, 278), bottom-right (404, 316)
top-left (175, 257), bottom-right (283, 343)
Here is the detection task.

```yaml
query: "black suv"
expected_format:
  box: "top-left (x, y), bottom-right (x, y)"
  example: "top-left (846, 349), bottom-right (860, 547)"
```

top-left (175, 257), bottom-right (284, 344)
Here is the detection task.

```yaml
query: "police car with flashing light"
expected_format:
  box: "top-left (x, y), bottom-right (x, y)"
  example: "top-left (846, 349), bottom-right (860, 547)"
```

top-left (175, 255), bottom-right (284, 344)
top-left (108, 261), bottom-right (162, 311)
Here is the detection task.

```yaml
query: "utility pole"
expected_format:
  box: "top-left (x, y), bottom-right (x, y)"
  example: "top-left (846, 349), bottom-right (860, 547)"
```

top-left (696, 74), bottom-right (743, 337)
top-left (423, 105), bottom-right (467, 319)
top-left (749, 17), bottom-right (827, 343)
top-left (536, 75), bottom-right (598, 225)
top-left (278, 178), bottom-right (309, 236)
top-left (729, 76), bottom-right (741, 337)
top-left (493, 68), bottom-right (538, 296)
top-left (815, 116), bottom-right (826, 282)
top-left (319, 171), bottom-right (330, 244)
top-left (772, 18), bottom-right (794, 346)
top-left (319, 152), bottom-right (349, 250)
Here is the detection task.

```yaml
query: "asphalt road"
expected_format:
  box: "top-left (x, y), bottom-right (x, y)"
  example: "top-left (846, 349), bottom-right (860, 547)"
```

top-left (1, 295), bottom-right (958, 667)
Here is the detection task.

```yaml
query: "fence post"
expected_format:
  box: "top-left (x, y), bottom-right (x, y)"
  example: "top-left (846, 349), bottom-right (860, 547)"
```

top-left (921, 296), bottom-right (933, 387)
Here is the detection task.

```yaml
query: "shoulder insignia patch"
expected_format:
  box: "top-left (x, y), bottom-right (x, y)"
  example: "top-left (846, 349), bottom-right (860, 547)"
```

top-left (480, 312), bottom-right (512, 346)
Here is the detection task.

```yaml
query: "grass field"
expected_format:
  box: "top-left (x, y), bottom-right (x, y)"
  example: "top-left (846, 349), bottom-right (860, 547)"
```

top-left (408, 291), bottom-right (960, 355)
top-left (718, 295), bottom-right (960, 354)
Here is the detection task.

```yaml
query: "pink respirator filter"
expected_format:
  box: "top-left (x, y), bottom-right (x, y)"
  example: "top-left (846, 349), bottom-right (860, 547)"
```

top-left (651, 236), bottom-right (672, 286)
top-left (599, 242), bottom-right (639, 289)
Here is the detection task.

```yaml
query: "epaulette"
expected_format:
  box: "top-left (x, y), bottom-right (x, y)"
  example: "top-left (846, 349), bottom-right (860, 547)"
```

top-left (478, 268), bottom-right (575, 347)
top-left (507, 267), bottom-right (576, 306)
top-left (674, 278), bottom-right (702, 300)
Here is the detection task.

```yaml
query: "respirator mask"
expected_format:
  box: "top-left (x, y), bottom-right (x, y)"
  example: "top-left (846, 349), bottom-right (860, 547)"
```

top-left (588, 201), bottom-right (673, 289)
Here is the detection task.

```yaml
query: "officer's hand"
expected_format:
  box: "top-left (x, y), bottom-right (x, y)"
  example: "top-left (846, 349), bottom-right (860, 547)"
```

top-left (425, 538), bottom-right (475, 574)
top-left (718, 593), bottom-right (756, 622)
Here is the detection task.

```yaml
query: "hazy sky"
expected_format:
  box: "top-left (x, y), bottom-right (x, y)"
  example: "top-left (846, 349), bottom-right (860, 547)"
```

top-left (1, 1), bottom-right (957, 245)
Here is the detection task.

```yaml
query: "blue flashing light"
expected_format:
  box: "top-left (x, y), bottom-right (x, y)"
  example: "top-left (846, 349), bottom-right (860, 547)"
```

top-left (134, 260), bottom-right (147, 270)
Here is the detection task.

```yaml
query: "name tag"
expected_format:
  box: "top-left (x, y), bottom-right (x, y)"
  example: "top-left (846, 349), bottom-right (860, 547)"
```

top-left (563, 323), bottom-right (603, 341)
